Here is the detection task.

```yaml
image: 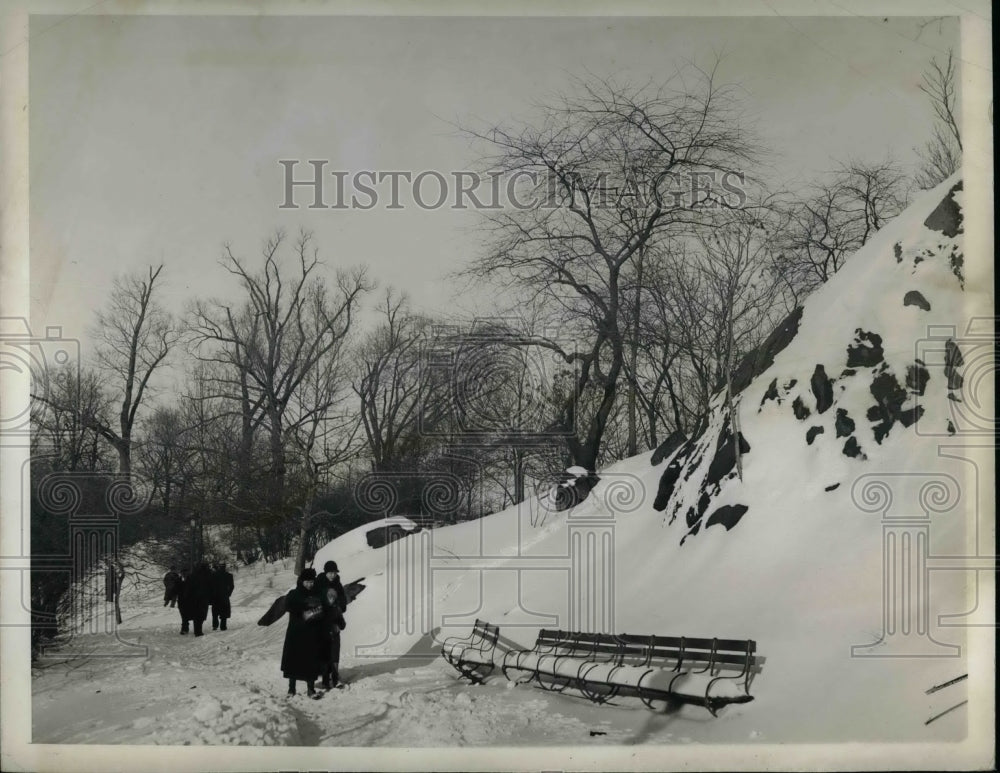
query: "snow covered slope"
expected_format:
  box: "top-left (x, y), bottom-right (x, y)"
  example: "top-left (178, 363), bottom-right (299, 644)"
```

top-left (308, 175), bottom-right (989, 740)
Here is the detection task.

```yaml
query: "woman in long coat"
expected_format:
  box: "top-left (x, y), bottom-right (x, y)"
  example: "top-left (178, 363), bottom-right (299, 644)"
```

top-left (189, 562), bottom-right (214, 637)
top-left (280, 568), bottom-right (325, 697)
top-left (177, 568), bottom-right (194, 634)
top-left (316, 561), bottom-right (347, 688)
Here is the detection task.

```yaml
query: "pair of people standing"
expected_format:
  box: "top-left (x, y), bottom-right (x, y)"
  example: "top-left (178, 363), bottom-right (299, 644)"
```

top-left (173, 562), bottom-right (235, 635)
top-left (281, 561), bottom-right (347, 697)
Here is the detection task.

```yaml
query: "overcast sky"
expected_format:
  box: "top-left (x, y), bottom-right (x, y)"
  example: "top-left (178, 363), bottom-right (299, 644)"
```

top-left (29, 13), bottom-right (959, 352)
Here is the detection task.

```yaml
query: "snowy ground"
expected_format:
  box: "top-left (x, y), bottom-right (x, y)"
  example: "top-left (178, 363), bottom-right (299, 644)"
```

top-left (32, 556), bottom-right (766, 749)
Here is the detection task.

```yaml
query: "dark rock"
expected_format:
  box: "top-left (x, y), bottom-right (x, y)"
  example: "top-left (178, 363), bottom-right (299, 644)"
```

top-left (947, 420), bottom-right (956, 435)
top-left (846, 329), bottom-right (885, 368)
top-left (903, 291), bottom-right (931, 311)
top-left (704, 424), bottom-right (751, 489)
top-left (553, 470), bottom-right (600, 511)
top-left (840, 369), bottom-right (856, 378)
top-left (950, 248), bottom-right (965, 288)
top-left (706, 504), bottom-right (749, 531)
top-left (843, 436), bottom-right (866, 459)
top-left (872, 420), bottom-right (893, 444)
top-left (759, 378), bottom-right (780, 409)
top-left (922, 181), bottom-right (963, 237)
top-left (893, 242), bottom-right (903, 262)
top-left (728, 306), bottom-right (803, 397)
top-left (653, 441), bottom-right (694, 511)
top-left (906, 364), bottom-right (930, 395)
top-left (898, 405), bottom-right (925, 428)
top-left (680, 519), bottom-right (702, 545)
top-left (870, 371), bottom-right (908, 413)
top-left (810, 364), bottom-right (834, 414)
top-left (835, 408), bottom-right (856, 438)
top-left (824, 483), bottom-right (841, 492)
top-left (688, 491), bottom-right (712, 527)
top-left (869, 370), bottom-right (910, 444)
top-left (945, 339), bottom-right (964, 390)
top-left (650, 429), bottom-right (687, 466)
top-left (806, 426), bottom-right (825, 445)
top-left (792, 396), bottom-right (811, 420)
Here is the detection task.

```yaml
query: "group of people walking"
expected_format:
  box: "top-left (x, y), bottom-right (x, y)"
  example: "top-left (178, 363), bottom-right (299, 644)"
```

top-left (163, 562), bottom-right (235, 636)
top-left (281, 561), bottom-right (347, 698)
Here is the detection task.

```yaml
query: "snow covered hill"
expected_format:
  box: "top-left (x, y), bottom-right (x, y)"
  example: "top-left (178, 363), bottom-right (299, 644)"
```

top-left (29, 178), bottom-right (992, 766)
top-left (306, 174), bottom-right (987, 739)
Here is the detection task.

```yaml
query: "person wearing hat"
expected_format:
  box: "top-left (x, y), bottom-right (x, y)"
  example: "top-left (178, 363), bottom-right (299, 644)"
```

top-left (163, 566), bottom-right (181, 608)
top-left (280, 568), bottom-right (325, 697)
top-left (177, 567), bottom-right (193, 634)
top-left (210, 563), bottom-right (235, 631)
top-left (316, 560), bottom-right (347, 688)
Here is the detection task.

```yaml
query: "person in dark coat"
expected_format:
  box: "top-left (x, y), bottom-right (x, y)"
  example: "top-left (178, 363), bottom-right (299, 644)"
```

top-left (211, 563), bottom-right (235, 631)
top-left (188, 562), bottom-right (213, 637)
top-left (316, 560), bottom-right (347, 688)
top-left (177, 568), bottom-right (193, 634)
top-left (163, 566), bottom-right (181, 607)
top-left (281, 568), bottom-right (325, 697)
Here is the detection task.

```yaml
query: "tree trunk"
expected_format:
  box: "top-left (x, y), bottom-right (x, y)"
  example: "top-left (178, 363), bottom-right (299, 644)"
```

top-left (113, 564), bottom-right (125, 625)
top-left (293, 508), bottom-right (309, 575)
top-left (114, 439), bottom-right (131, 480)
top-left (627, 249), bottom-right (644, 457)
top-left (513, 448), bottom-right (525, 504)
top-left (723, 299), bottom-right (743, 481)
top-left (267, 409), bottom-right (285, 508)
top-left (576, 348), bottom-right (624, 472)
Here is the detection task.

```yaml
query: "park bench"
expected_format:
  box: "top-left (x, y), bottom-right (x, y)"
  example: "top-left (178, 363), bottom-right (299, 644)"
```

top-left (441, 619), bottom-right (500, 684)
top-left (501, 629), bottom-right (757, 716)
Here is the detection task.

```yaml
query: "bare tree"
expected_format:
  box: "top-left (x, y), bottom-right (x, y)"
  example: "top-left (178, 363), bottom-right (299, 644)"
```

top-left (189, 231), bottom-right (371, 536)
top-left (33, 266), bottom-right (175, 479)
top-left (287, 346), bottom-right (361, 573)
top-left (135, 406), bottom-right (197, 524)
top-left (31, 364), bottom-right (115, 473)
top-left (191, 232), bottom-right (371, 554)
top-left (462, 64), bottom-right (756, 471)
top-left (93, 264), bottom-right (175, 478)
top-left (915, 49), bottom-right (962, 189)
top-left (353, 291), bottom-right (437, 473)
top-left (774, 160), bottom-right (908, 301)
top-left (696, 204), bottom-right (787, 477)
top-left (626, 247), bottom-right (700, 445)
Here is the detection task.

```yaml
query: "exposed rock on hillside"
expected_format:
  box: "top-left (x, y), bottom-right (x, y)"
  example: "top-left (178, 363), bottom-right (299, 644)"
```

top-left (652, 178), bottom-right (966, 544)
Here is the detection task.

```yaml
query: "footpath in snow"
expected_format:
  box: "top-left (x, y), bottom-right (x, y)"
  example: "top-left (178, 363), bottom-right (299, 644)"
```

top-left (32, 558), bottom-right (707, 748)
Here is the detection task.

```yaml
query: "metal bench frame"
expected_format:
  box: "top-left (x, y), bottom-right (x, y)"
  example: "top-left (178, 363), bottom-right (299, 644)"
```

top-left (441, 618), bottom-right (500, 684)
top-left (503, 629), bottom-right (757, 716)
